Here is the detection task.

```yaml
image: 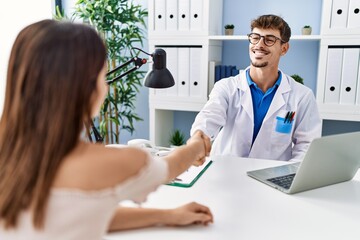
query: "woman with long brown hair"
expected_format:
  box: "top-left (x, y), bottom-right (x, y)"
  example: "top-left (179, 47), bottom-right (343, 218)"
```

top-left (0, 20), bottom-right (212, 239)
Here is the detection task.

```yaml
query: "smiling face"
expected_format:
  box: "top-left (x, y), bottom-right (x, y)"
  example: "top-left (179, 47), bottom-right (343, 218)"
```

top-left (249, 27), bottom-right (289, 69)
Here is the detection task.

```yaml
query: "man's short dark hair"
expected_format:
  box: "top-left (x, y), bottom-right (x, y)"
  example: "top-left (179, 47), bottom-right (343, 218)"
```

top-left (251, 14), bottom-right (291, 43)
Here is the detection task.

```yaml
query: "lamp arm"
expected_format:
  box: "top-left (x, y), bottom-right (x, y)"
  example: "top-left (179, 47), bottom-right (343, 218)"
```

top-left (107, 57), bottom-right (133, 76)
top-left (91, 121), bottom-right (104, 143)
top-left (106, 57), bottom-right (147, 85)
top-left (106, 58), bottom-right (146, 84)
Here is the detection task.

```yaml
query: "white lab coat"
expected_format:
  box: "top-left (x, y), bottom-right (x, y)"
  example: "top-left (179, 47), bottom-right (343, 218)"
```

top-left (191, 68), bottom-right (322, 161)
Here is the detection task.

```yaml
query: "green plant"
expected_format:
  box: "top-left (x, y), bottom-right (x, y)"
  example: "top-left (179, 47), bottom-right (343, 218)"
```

top-left (224, 24), bottom-right (234, 29)
top-left (54, 5), bottom-right (67, 21)
top-left (291, 74), bottom-right (304, 85)
top-left (169, 130), bottom-right (186, 146)
top-left (303, 25), bottom-right (311, 28)
top-left (72, 0), bottom-right (148, 143)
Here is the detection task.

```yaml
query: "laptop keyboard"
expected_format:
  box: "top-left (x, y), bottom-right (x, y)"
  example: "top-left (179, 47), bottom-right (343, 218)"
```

top-left (267, 173), bottom-right (296, 190)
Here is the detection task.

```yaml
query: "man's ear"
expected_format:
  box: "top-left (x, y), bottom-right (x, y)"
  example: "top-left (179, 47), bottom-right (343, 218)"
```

top-left (281, 42), bottom-right (289, 56)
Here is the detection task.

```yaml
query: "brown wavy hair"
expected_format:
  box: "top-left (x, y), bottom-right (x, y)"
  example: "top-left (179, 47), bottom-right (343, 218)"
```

top-left (251, 14), bottom-right (291, 43)
top-left (0, 20), bottom-right (106, 229)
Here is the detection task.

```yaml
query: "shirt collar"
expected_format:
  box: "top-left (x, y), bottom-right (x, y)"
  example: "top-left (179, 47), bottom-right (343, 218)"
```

top-left (246, 69), bottom-right (282, 89)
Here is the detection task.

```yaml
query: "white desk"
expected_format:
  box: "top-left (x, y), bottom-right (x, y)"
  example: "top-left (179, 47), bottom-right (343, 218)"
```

top-left (104, 156), bottom-right (360, 240)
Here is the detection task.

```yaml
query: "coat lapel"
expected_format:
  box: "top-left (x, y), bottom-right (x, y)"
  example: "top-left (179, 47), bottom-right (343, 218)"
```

top-left (238, 69), bottom-right (254, 121)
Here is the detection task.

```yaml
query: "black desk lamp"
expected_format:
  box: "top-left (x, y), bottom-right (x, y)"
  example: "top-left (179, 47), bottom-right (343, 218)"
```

top-left (90, 48), bottom-right (175, 143)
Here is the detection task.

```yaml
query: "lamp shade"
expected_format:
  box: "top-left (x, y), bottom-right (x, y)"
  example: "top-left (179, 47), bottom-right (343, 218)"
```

top-left (143, 49), bottom-right (175, 88)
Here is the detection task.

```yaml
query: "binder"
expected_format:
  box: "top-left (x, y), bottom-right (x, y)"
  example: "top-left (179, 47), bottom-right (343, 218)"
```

top-left (324, 48), bottom-right (343, 103)
top-left (215, 65), bottom-right (221, 82)
top-left (231, 67), bottom-right (239, 76)
top-left (148, 0), bottom-right (155, 31)
top-left (165, 47), bottom-right (178, 96)
top-left (178, 0), bottom-right (190, 31)
top-left (347, 0), bottom-right (360, 28)
top-left (178, 47), bottom-right (190, 97)
top-left (330, 0), bottom-right (350, 29)
top-left (166, 158), bottom-right (213, 188)
top-left (220, 65), bottom-right (226, 79)
top-left (225, 65), bottom-right (236, 78)
top-left (154, 0), bottom-right (166, 31)
top-left (190, 0), bottom-right (203, 31)
top-left (339, 48), bottom-right (359, 104)
top-left (225, 65), bottom-right (232, 78)
top-left (165, 0), bottom-right (178, 31)
top-left (189, 47), bottom-right (202, 98)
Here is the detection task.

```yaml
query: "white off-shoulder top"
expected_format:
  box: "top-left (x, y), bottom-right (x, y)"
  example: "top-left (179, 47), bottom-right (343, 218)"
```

top-left (0, 156), bottom-right (168, 240)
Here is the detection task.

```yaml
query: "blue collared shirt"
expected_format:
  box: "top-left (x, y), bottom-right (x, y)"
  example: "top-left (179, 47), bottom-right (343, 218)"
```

top-left (246, 69), bottom-right (282, 144)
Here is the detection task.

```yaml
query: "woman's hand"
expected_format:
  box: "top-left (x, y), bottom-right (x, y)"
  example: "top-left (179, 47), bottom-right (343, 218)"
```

top-left (187, 130), bottom-right (211, 166)
top-left (108, 202), bottom-right (213, 232)
top-left (163, 130), bottom-right (211, 181)
top-left (166, 202), bottom-right (214, 226)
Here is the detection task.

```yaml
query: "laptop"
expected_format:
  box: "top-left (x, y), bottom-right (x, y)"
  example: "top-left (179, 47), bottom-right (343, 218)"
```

top-left (247, 131), bottom-right (360, 194)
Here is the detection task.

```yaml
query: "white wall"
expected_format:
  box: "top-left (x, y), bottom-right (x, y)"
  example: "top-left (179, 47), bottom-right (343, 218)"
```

top-left (0, 0), bottom-right (52, 116)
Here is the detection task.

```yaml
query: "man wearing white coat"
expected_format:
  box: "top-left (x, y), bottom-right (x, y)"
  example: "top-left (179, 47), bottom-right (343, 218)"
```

top-left (190, 14), bottom-right (322, 161)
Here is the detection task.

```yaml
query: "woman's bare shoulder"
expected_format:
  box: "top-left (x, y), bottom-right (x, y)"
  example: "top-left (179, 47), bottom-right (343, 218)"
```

top-left (53, 142), bottom-right (149, 190)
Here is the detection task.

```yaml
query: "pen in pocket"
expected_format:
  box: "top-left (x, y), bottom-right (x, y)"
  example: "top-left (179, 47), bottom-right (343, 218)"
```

top-left (284, 111), bottom-right (295, 123)
top-left (290, 112), bottom-right (295, 122)
top-left (284, 112), bottom-right (290, 123)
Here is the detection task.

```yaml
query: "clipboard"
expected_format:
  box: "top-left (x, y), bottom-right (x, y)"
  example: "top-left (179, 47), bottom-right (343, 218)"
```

top-left (166, 158), bottom-right (213, 188)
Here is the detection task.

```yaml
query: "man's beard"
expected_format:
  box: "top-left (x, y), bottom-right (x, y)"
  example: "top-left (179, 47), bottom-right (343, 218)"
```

top-left (251, 60), bottom-right (268, 68)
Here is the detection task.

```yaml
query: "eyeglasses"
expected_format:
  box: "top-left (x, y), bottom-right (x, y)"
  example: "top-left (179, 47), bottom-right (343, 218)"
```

top-left (247, 33), bottom-right (286, 47)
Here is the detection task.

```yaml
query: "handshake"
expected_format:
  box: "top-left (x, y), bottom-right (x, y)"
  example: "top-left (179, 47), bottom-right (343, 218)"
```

top-left (108, 130), bottom-right (211, 167)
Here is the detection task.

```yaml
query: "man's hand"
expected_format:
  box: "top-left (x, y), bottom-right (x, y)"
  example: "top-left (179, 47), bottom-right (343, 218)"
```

top-left (187, 130), bottom-right (211, 166)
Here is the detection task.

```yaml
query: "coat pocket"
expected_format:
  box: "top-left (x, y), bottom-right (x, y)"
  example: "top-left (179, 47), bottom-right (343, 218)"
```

top-left (271, 116), bottom-right (293, 145)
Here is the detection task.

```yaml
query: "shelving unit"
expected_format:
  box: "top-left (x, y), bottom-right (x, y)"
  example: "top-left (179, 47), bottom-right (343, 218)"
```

top-left (316, 0), bottom-right (360, 121)
top-left (148, 0), bottom-right (360, 146)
